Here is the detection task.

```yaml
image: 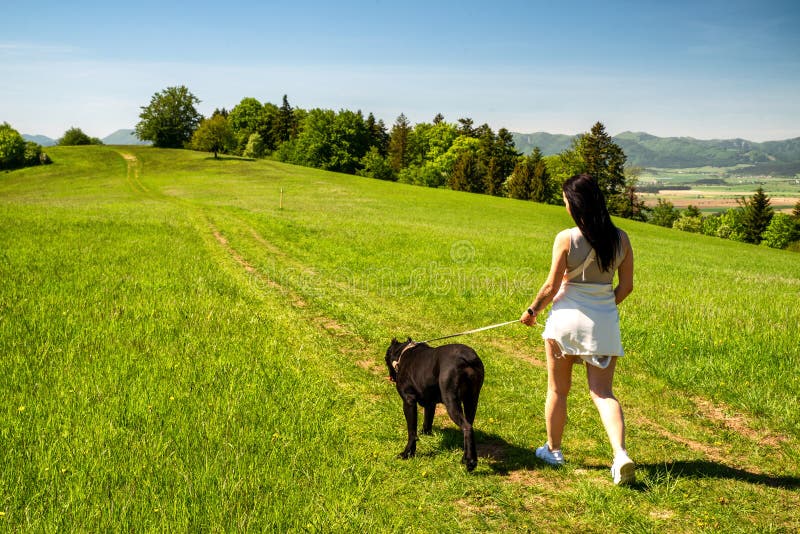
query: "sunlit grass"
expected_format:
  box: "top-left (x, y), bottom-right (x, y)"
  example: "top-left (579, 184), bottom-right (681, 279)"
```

top-left (1, 146), bottom-right (797, 531)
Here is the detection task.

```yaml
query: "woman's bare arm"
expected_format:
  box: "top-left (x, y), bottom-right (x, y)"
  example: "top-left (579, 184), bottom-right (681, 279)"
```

top-left (520, 230), bottom-right (570, 325)
top-left (614, 231), bottom-right (634, 305)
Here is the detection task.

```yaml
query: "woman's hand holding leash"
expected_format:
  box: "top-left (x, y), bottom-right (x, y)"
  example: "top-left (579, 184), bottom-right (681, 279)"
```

top-left (520, 307), bottom-right (538, 327)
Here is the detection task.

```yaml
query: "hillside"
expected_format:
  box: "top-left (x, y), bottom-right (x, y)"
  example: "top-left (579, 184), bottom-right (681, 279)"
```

top-left (512, 130), bottom-right (800, 172)
top-left (1, 146), bottom-right (798, 531)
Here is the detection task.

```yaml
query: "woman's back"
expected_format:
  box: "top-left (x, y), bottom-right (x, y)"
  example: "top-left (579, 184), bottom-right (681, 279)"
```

top-left (566, 227), bottom-right (625, 284)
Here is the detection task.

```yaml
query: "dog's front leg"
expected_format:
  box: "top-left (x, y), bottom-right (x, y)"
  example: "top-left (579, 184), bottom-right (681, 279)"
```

top-left (399, 399), bottom-right (418, 459)
top-left (421, 403), bottom-right (435, 435)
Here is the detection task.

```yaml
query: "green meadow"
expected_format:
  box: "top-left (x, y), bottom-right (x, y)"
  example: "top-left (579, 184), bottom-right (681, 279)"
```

top-left (1, 146), bottom-right (798, 532)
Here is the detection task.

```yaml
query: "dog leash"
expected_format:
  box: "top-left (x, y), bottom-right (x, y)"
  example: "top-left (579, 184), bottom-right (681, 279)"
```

top-left (418, 318), bottom-right (543, 344)
top-left (392, 319), bottom-right (543, 373)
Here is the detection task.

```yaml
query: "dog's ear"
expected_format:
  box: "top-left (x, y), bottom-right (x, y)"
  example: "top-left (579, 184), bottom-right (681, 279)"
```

top-left (391, 337), bottom-right (397, 343)
top-left (406, 337), bottom-right (412, 343)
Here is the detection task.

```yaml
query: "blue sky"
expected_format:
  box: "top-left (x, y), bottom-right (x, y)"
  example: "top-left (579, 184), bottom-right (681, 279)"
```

top-left (2, 0), bottom-right (799, 141)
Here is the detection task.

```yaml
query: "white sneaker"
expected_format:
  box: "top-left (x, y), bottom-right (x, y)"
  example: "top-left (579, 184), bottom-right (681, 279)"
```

top-left (535, 444), bottom-right (565, 466)
top-left (611, 453), bottom-right (635, 485)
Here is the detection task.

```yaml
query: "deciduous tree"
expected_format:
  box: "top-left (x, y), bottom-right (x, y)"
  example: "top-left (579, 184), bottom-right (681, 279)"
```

top-left (190, 114), bottom-right (235, 158)
top-left (58, 127), bottom-right (95, 146)
top-left (649, 198), bottom-right (679, 227)
top-left (242, 132), bottom-right (265, 159)
top-left (136, 86), bottom-right (202, 148)
top-left (229, 97), bottom-right (269, 154)
top-left (357, 146), bottom-right (394, 181)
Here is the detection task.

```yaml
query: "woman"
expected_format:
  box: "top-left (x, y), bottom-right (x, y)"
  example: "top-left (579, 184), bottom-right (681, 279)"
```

top-left (520, 173), bottom-right (635, 485)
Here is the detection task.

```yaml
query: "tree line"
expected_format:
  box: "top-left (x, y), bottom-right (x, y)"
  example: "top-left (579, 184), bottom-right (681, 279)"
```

top-left (9, 84), bottom-right (796, 251)
top-left (134, 86), bottom-right (650, 222)
top-left (133, 85), bottom-right (800, 251)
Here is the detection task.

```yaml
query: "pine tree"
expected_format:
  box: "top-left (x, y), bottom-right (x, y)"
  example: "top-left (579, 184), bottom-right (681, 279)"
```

top-left (388, 114), bottom-right (411, 171)
top-left (793, 199), bottom-right (800, 220)
top-left (432, 113), bottom-right (445, 125)
top-left (457, 117), bottom-right (475, 137)
top-left (449, 151), bottom-right (484, 193)
top-left (529, 148), bottom-right (551, 202)
top-left (365, 112), bottom-right (389, 155)
top-left (739, 187), bottom-right (773, 244)
top-left (506, 156), bottom-right (533, 200)
top-left (580, 122), bottom-right (627, 205)
top-left (275, 95), bottom-right (295, 143)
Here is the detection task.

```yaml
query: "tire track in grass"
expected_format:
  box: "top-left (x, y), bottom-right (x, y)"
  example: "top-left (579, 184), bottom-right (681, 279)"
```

top-left (204, 216), bottom-right (378, 352)
top-left (116, 151), bottom-right (150, 196)
top-left (212, 213), bottom-right (397, 374)
top-left (690, 396), bottom-right (789, 447)
top-left (208, 221), bottom-right (305, 307)
top-left (202, 216), bottom-right (395, 413)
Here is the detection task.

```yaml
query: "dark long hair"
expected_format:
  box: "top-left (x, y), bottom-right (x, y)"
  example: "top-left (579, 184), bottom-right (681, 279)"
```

top-left (562, 174), bottom-right (620, 272)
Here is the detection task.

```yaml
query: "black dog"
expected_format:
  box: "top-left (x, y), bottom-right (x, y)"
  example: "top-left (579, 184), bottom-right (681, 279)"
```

top-left (385, 338), bottom-right (484, 471)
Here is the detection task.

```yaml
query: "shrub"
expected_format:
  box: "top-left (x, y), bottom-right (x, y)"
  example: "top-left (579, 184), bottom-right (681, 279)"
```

top-left (23, 142), bottom-right (42, 166)
top-left (761, 213), bottom-right (800, 249)
top-left (242, 132), bottom-right (265, 159)
top-left (673, 215), bottom-right (703, 233)
top-left (702, 214), bottom-right (723, 236)
top-left (0, 122), bottom-right (26, 170)
top-left (716, 208), bottom-right (746, 242)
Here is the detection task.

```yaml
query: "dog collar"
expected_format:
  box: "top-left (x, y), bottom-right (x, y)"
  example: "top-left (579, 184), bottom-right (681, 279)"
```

top-left (392, 342), bottom-right (418, 371)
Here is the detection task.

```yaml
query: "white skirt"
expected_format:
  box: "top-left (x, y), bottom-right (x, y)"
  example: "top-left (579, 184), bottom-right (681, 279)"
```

top-left (542, 282), bottom-right (623, 368)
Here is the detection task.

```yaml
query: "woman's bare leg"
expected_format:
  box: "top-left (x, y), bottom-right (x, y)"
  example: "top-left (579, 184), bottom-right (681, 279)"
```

top-left (585, 357), bottom-right (626, 455)
top-left (544, 340), bottom-right (576, 450)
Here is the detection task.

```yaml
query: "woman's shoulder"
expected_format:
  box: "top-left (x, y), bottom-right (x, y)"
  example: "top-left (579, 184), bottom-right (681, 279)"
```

top-left (555, 228), bottom-right (574, 245)
top-left (616, 228), bottom-right (632, 253)
top-left (557, 228), bottom-right (575, 238)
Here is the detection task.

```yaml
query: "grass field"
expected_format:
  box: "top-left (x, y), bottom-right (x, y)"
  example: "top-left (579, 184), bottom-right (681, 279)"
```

top-left (1, 146), bottom-right (799, 532)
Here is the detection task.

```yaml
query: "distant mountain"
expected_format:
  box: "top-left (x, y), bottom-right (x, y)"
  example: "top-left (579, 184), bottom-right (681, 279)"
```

top-left (22, 134), bottom-right (57, 146)
top-left (102, 129), bottom-right (151, 145)
top-left (512, 132), bottom-right (576, 156)
top-left (512, 130), bottom-right (800, 171)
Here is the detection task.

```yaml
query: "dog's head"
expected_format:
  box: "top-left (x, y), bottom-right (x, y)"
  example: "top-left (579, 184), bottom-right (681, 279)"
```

top-left (385, 337), bottom-right (413, 383)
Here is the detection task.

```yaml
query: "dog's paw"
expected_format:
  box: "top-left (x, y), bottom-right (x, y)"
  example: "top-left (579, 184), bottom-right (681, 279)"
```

top-left (462, 456), bottom-right (478, 472)
top-left (398, 451), bottom-right (414, 460)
